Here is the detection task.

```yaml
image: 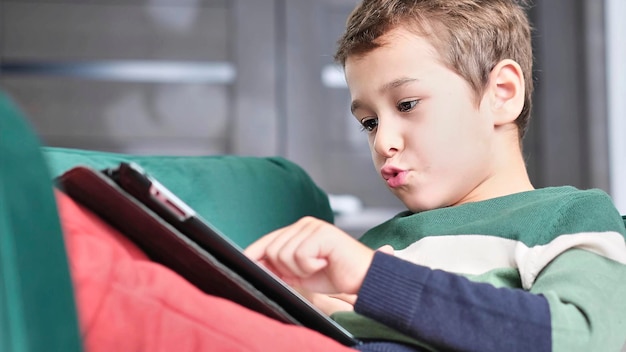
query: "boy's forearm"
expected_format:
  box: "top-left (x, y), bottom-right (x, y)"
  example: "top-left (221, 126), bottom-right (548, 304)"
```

top-left (355, 250), bottom-right (626, 352)
top-left (354, 251), bottom-right (552, 352)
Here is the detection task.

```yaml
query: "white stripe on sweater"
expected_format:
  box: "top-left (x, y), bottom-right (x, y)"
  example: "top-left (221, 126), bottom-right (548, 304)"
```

top-left (394, 231), bottom-right (626, 289)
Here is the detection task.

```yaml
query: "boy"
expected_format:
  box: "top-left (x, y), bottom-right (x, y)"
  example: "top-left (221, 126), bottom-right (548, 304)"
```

top-left (246, 0), bottom-right (626, 351)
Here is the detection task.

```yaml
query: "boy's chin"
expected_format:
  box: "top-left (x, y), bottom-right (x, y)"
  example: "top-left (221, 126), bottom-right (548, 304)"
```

top-left (398, 195), bottom-right (445, 213)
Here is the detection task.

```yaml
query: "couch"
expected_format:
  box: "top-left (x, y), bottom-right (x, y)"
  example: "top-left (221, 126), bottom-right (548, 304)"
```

top-left (0, 92), bottom-right (338, 351)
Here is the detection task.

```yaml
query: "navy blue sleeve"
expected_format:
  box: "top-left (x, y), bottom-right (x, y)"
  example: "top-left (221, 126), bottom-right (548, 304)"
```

top-left (354, 252), bottom-right (552, 352)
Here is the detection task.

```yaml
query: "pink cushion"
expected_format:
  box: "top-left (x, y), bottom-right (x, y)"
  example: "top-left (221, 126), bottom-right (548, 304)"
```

top-left (56, 190), bottom-right (353, 352)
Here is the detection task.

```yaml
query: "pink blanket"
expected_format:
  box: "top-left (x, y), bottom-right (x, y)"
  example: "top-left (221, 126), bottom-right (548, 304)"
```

top-left (56, 190), bottom-right (353, 351)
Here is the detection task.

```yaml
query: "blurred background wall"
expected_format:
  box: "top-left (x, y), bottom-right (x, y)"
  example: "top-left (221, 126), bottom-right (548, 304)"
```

top-left (0, 0), bottom-right (624, 236)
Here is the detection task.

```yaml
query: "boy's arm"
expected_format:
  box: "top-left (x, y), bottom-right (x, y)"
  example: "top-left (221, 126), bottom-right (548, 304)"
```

top-left (354, 249), bottom-right (626, 352)
top-left (246, 211), bottom-right (626, 352)
top-left (528, 247), bottom-right (626, 351)
top-left (354, 252), bottom-right (551, 352)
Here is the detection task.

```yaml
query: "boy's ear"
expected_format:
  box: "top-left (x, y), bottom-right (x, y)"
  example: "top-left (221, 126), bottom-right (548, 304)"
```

top-left (486, 59), bottom-right (525, 126)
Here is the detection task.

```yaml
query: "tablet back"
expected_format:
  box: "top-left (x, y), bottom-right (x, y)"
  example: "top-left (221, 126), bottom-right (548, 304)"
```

top-left (57, 163), bottom-right (359, 347)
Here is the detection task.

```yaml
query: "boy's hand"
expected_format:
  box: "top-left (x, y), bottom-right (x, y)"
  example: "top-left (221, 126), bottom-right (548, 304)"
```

top-left (296, 290), bottom-right (356, 316)
top-left (244, 216), bottom-right (376, 295)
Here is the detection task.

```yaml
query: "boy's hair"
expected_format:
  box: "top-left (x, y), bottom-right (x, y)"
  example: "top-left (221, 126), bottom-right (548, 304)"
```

top-left (335, 0), bottom-right (533, 139)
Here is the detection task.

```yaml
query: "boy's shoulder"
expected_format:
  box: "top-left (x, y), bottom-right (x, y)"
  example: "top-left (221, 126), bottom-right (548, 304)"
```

top-left (382, 185), bottom-right (615, 223)
top-left (360, 186), bottom-right (624, 249)
top-left (512, 186), bottom-right (614, 208)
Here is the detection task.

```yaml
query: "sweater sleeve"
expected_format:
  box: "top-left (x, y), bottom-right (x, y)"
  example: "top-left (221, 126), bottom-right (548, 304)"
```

top-left (355, 249), bottom-right (626, 352)
top-left (354, 251), bottom-right (552, 352)
top-left (528, 248), bottom-right (626, 351)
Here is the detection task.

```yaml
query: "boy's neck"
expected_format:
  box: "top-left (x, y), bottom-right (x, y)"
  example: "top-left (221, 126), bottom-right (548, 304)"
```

top-left (462, 130), bottom-right (534, 206)
top-left (490, 133), bottom-right (535, 197)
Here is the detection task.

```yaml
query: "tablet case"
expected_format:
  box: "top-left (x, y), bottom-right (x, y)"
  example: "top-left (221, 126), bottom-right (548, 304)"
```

top-left (56, 163), bottom-right (359, 347)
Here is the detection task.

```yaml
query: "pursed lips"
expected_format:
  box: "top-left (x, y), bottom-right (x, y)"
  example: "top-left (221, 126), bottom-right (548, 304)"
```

top-left (380, 166), bottom-right (408, 188)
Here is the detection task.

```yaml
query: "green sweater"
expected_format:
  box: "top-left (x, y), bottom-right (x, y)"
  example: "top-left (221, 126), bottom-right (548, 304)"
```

top-left (338, 186), bottom-right (626, 351)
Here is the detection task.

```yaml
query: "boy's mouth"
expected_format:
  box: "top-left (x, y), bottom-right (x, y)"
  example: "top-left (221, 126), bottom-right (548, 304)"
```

top-left (381, 167), bottom-right (408, 188)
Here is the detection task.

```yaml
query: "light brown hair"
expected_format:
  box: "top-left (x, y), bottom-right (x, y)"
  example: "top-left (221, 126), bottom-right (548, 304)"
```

top-left (334, 0), bottom-right (533, 139)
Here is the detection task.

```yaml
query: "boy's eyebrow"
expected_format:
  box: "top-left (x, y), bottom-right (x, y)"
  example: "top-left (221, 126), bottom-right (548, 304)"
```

top-left (380, 77), bottom-right (419, 93)
top-left (350, 77), bottom-right (419, 114)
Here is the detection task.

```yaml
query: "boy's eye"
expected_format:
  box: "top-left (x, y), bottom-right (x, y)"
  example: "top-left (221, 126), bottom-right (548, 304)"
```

top-left (397, 99), bottom-right (419, 112)
top-left (360, 117), bottom-right (378, 132)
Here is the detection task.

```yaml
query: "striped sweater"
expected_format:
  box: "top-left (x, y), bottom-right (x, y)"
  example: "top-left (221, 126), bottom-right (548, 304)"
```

top-left (336, 186), bottom-right (626, 352)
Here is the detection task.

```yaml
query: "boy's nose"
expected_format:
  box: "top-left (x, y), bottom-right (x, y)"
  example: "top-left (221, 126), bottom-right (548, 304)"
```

top-left (373, 120), bottom-right (403, 157)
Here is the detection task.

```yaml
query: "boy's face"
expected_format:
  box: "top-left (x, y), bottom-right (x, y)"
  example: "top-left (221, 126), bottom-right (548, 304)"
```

top-left (345, 27), bottom-right (498, 212)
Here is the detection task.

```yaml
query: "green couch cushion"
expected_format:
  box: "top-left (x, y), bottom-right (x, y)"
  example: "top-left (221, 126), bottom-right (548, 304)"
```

top-left (43, 147), bottom-right (334, 248)
top-left (0, 94), bottom-right (82, 351)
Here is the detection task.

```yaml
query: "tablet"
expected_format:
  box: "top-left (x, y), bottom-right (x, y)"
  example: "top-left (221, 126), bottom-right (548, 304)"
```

top-left (57, 162), bottom-right (359, 347)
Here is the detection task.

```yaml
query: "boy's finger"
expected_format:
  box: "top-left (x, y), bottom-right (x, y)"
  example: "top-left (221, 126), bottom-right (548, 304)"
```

top-left (244, 229), bottom-right (282, 260)
top-left (328, 293), bottom-right (357, 305)
top-left (245, 217), bottom-right (315, 260)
